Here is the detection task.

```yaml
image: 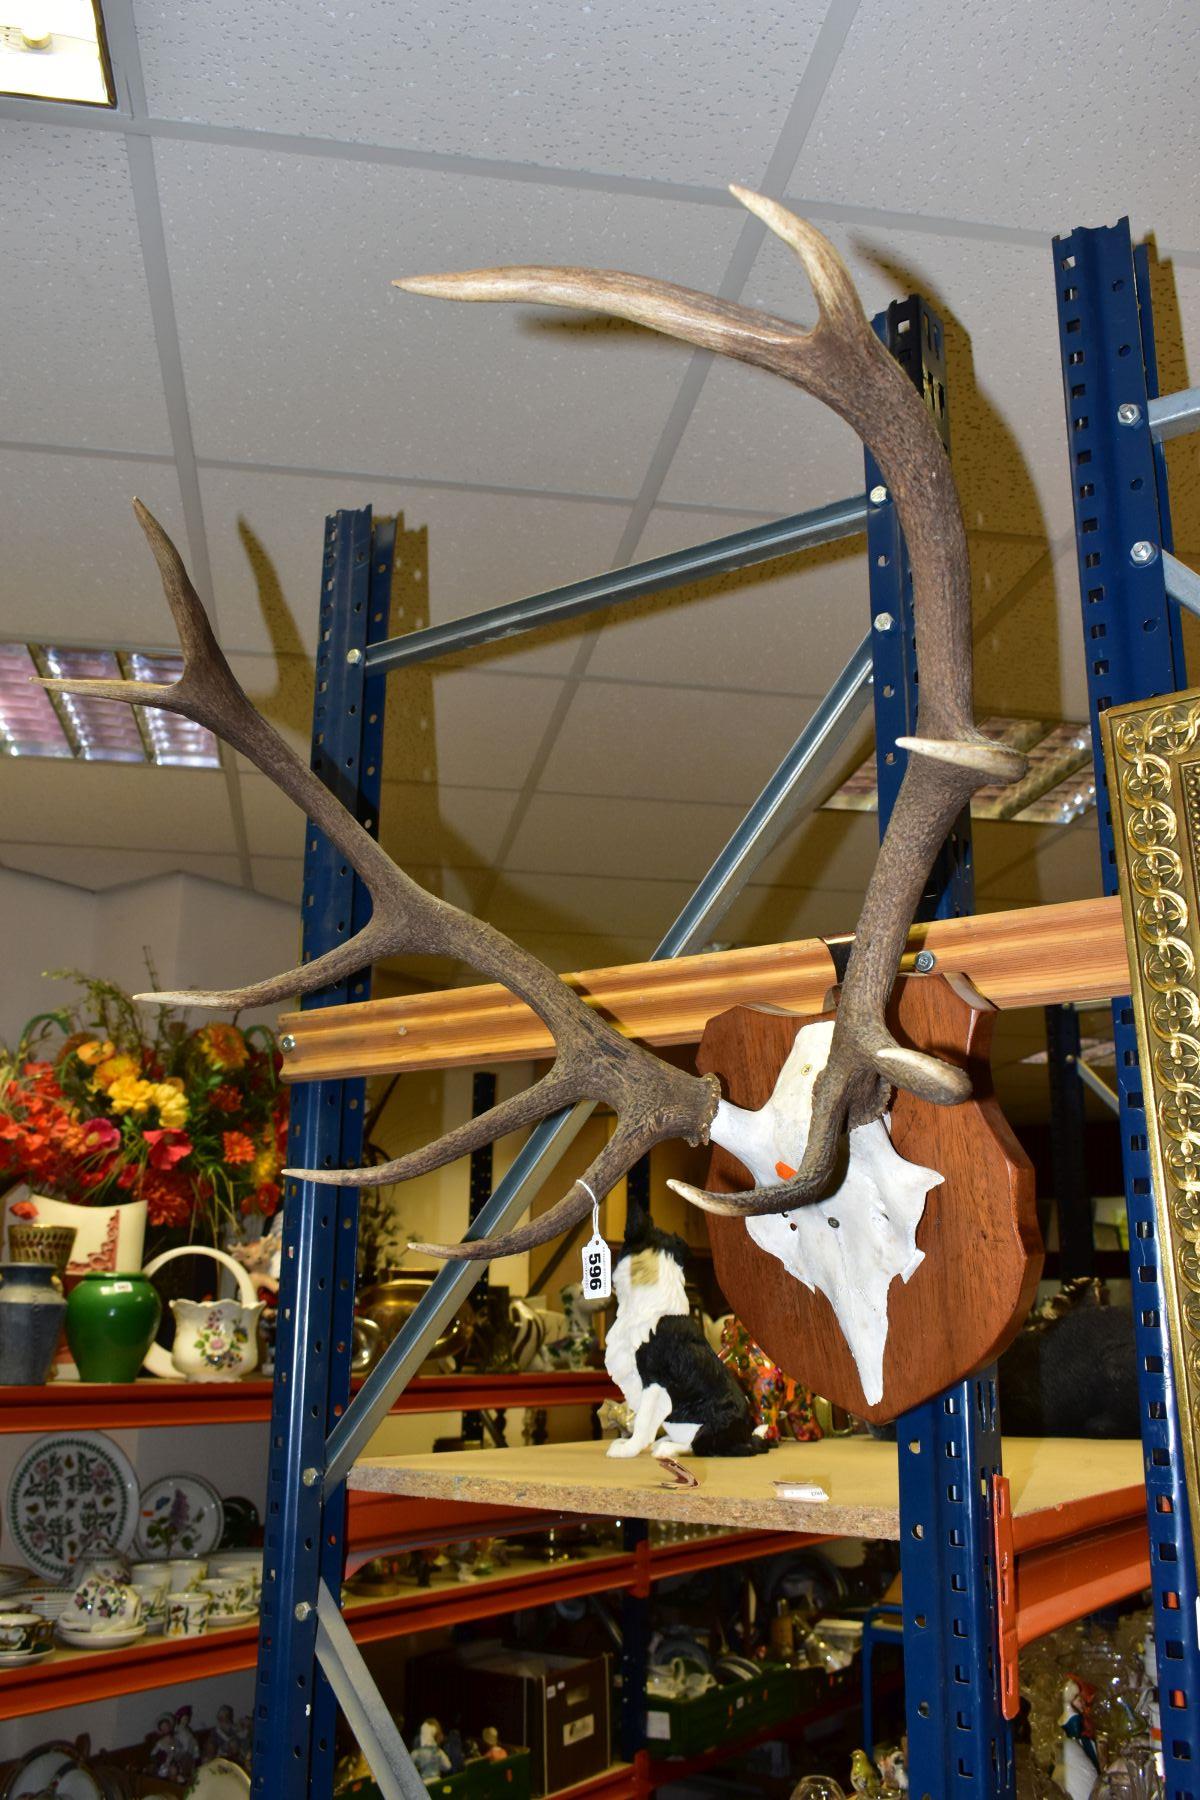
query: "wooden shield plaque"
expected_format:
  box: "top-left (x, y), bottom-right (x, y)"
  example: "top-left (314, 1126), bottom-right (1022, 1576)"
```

top-left (697, 973), bottom-right (1041, 1423)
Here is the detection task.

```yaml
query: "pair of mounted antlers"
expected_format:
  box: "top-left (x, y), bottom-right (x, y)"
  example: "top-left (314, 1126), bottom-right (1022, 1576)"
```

top-left (40, 188), bottom-right (1024, 1259)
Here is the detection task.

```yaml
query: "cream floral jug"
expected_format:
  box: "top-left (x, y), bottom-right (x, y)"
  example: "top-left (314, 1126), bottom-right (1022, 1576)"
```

top-left (142, 1246), bottom-right (265, 1382)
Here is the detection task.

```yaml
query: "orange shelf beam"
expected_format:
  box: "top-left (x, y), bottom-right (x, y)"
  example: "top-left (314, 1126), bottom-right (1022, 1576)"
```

top-left (0, 1527), bottom-right (822, 1721)
top-left (0, 1370), bottom-right (616, 1433)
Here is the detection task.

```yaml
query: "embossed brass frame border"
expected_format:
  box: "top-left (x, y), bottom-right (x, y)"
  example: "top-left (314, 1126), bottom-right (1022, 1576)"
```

top-left (1102, 688), bottom-right (1200, 1551)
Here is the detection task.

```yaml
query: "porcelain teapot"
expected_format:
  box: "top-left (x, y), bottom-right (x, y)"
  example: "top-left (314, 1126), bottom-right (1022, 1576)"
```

top-left (142, 1246), bottom-right (265, 1382)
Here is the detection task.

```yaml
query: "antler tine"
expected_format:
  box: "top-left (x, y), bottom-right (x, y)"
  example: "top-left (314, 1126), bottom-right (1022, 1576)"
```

top-left (397, 190), bottom-right (1026, 1234)
top-left (40, 502), bottom-right (723, 1237)
top-left (409, 1112), bottom-right (665, 1261)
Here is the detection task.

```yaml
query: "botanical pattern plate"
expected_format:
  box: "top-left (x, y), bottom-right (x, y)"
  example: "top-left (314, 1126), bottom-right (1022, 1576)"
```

top-left (5, 1433), bottom-right (138, 1583)
top-left (135, 1472), bottom-right (225, 1559)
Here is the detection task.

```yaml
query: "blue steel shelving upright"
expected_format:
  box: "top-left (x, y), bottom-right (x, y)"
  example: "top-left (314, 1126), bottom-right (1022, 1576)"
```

top-left (1052, 217), bottom-right (1200, 1792)
top-left (866, 297), bottom-right (1011, 1800)
top-left (250, 507), bottom-right (393, 1795)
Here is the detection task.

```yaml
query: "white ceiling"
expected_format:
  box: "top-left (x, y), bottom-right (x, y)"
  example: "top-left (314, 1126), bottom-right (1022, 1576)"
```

top-left (2, 0), bottom-right (1199, 1118)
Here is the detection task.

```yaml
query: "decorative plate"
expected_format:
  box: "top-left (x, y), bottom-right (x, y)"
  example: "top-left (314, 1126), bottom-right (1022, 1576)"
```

top-left (184, 1761), bottom-right (250, 1799)
top-left (57, 1621), bottom-right (147, 1650)
top-left (1, 1743), bottom-right (103, 1799)
top-left (208, 1608), bottom-right (258, 1629)
top-left (135, 1473), bottom-right (225, 1559)
top-left (0, 1565), bottom-right (29, 1597)
top-left (0, 1646), bottom-right (53, 1668)
top-left (5, 1433), bottom-right (138, 1584)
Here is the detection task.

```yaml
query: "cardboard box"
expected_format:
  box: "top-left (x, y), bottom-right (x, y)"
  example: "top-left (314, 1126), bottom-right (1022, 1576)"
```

top-left (409, 1648), bottom-right (611, 1796)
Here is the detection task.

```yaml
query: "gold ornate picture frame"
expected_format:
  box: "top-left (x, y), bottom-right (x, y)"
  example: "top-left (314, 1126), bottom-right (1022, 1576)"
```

top-left (1103, 687), bottom-right (1200, 1549)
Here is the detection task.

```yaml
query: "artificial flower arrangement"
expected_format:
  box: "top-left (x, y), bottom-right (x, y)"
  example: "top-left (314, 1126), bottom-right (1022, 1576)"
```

top-left (0, 971), bottom-right (287, 1244)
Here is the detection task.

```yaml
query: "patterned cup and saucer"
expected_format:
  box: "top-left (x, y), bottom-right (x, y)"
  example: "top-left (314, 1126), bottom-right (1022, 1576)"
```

top-left (58, 1575), bottom-right (145, 1649)
top-left (165, 1591), bottom-right (212, 1638)
top-left (0, 1611), bottom-right (54, 1666)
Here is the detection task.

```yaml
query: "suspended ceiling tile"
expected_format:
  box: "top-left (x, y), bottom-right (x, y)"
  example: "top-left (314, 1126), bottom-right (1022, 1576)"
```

top-left (793, 0), bottom-right (1200, 246)
top-left (1, 844), bottom-right (242, 891)
top-left (974, 541), bottom-right (1091, 722)
top-left (487, 871), bottom-right (698, 940)
top-left (0, 125), bottom-right (171, 454)
top-left (538, 677), bottom-right (831, 805)
top-left (753, 806), bottom-right (884, 893)
top-left (0, 763), bottom-right (237, 852)
top-left (0, 452), bottom-right (188, 649)
top-left (247, 859), bottom-right (303, 906)
top-left (513, 930), bottom-right (659, 976)
top-left (589, 508), bottom-right (875, 696)
top-left (506, 791), bottom-right (751, 882)
top-left (197, 465), bottom-right (630, 672)
top-left (664, 219), bottom-right (1076, 541)
top-left (976, 822), bottom-right (1105, 907)
top-left (241, 774), bottom-right (520, 866)
top-left (135, 0), bottom-right (826, 189)
top-left (227, 653), bottom-right (566, 794)
top-left (719, 881), bottom-right (868, 948)
top-left (380, 668), bottom-right (566, 791)
top-left (155, 141), bottom-right (742, 493)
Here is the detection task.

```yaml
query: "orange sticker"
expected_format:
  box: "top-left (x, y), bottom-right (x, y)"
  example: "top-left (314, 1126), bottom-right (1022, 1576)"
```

top-left (775, 1161), bottom-right (797, 1180)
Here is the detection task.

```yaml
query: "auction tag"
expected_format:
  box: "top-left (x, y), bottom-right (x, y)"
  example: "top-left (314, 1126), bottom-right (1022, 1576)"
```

top-left (579, 1183), bottom-right (611, 1299)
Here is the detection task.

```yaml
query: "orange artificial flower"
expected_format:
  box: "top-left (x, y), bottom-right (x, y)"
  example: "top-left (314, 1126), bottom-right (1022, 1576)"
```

top-left (222, 1129), bottom-right (256, 1165)
top-left (75, 1039), bottom-right (115, 1067)
top-left (197, 1025), bottom-right (249, 1071)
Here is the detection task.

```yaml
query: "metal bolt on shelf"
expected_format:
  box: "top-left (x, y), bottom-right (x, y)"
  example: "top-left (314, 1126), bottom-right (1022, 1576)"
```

top-left (913, 949), bottom-right (937, 973)
top-left (295, 1602), bottom-right (313, 1622)
top-left (280, 1034), bottom-right (296, 1052)
top-left (870, 483), bottom-right (889, 503)
top-left (1117, 402), bottom-right (1142, 426)
top-left (302, 1467), bottom-right (320, 1487)
top-left (345, 647), bottom-right (363, 665)
top-left (1131, 539), bottom-right (1158, 564)
top-left (873, 611), bottom-right (894, 631)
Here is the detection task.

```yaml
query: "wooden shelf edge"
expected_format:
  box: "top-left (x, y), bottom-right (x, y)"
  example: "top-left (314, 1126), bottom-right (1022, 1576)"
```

top-left (277, 897), bottom-right (1128, 1081)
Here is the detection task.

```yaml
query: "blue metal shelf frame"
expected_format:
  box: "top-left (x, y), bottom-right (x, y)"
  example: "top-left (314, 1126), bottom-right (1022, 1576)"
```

top-left (1052, 216), bottom-right (1200, 1795)
top-left (251, 507), bottom-right (393, 1795)
top-left (867, 296), bottom-right (1012, 1800)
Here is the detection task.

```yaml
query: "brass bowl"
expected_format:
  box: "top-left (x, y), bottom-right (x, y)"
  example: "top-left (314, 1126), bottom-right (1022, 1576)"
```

top-left (7, 1224), bottom-right (76, 1273)
top-left (356, 1271), bottom-right (473, 1368)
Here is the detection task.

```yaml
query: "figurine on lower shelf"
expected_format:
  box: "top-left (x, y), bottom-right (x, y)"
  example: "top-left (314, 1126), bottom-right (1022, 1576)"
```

top-left (603, 1202), bottom-right (770, 1459)
top-left (206, 1704), bottom-right (250, 1770)
top-left (481, 1728), bottom-right (508, 1763)
top-left (412, 1719), bottom-right (453, 1785)
top-left (148, 1706), bottom-right (200, 1785)
top-left (1055, 1676), bottom-right (1101, 1800)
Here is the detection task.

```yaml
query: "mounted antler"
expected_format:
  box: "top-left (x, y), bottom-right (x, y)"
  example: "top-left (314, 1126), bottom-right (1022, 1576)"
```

top-left (38, 190), bottom-right (1023, 1261)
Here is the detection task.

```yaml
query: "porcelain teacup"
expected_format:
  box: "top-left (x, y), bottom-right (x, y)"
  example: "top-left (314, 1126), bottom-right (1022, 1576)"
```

top-left (165, 1592), bottom-right (211, 1638)
top-left (68, 1576), bottom-right (142, 1635)
top-left (132, 1582), bottom-right (168, 1626)
top-left (130, 1562), bottom-right (170, 1594)
top-left (166, 1558), bottom-right (208, 1592)
top-left (199, 1577), bottom-right (246, 1618)
top-left (0, 1612), bottom-right (53, 1655)
top-left (215, 1560), bottom-right (261, 1603)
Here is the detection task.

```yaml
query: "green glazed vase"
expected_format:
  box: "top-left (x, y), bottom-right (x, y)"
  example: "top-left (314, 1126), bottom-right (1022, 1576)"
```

top-left (65, 1271), bottom-right (162, 1383)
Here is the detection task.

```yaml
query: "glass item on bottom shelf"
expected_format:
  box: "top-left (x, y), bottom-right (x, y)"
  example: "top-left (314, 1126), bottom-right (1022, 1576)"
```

top-left (793, 1780), bottom-right (848, 1800)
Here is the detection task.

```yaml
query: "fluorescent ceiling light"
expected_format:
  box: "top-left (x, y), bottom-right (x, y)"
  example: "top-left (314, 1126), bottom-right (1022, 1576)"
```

top-left (0, 0), bottom-right (112, 105)
top-left (0, 643), bottom-right (220, 768)
top-left (823, 717), bottom-right (1097, 827)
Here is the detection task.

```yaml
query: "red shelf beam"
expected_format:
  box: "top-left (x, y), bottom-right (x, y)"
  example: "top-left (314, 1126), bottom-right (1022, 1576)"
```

top-left (0, 1371), bottom-right (616, 1432)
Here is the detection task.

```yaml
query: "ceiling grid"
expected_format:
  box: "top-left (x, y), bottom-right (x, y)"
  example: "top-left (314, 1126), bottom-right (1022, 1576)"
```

top-left (0, 0), bottom-right (1198, 1090)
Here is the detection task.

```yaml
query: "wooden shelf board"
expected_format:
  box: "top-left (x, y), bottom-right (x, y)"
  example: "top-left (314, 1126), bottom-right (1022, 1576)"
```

top-left (349, 1435), bottom-right (1146, 1542)
top-left (0, 1371), bottom-right (616, 1433)
top-left (278, 897), bottom-right (1128, 1081)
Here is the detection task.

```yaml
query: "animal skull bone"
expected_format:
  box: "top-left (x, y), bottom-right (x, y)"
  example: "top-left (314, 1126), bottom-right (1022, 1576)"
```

top-left (674, 1020), bottom-right (942, 1406)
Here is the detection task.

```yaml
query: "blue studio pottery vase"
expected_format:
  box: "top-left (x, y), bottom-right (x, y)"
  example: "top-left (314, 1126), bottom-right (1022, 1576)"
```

top-left (0, 1261), bottom-right (66, 1386)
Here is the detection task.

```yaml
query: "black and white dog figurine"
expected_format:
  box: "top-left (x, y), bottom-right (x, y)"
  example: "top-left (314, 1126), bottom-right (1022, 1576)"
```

top-left (604, 1208), bottom-right (769, 1459)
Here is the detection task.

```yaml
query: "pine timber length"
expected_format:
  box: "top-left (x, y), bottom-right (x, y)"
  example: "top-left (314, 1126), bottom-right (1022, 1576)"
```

top-left (276, 897), bottom-right (1128, 1081)
top-left (349, 1436), bottom-right (1145, 1541)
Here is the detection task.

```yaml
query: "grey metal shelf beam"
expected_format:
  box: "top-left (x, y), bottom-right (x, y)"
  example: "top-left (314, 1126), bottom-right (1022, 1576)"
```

top-left (365, 494), bottom-right (867, 672)
top-left (1149, 386), bottom-right (1200, 442)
